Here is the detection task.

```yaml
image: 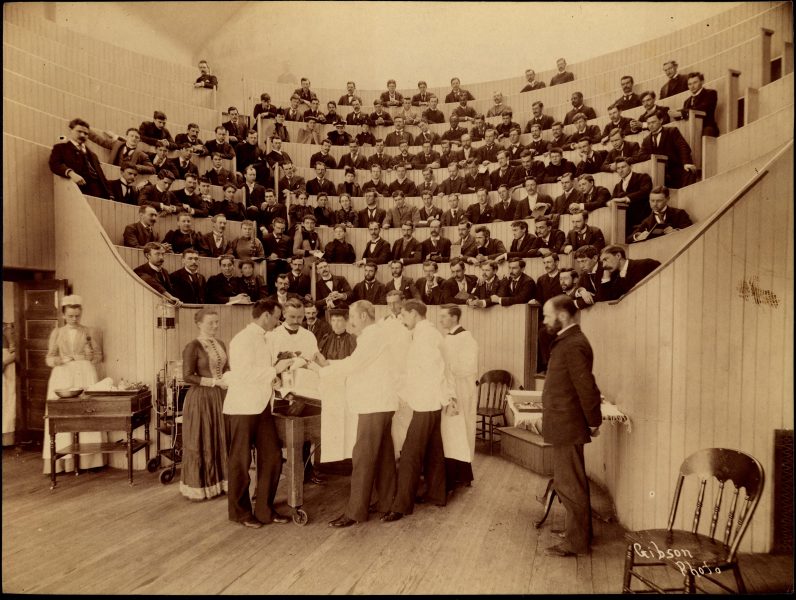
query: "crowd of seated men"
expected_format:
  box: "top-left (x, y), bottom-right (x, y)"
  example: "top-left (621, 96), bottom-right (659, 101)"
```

top-left (48, 54), bottom-right (710, 311)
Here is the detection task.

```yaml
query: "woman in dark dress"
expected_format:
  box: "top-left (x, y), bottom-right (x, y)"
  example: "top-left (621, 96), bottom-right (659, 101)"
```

top-left (237, 259), bottom-right (267, 301)
top-left (180, 308), bottom-right (229, 500)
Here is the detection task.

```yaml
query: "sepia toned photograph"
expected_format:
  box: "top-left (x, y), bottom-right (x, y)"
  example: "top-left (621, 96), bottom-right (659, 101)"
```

top-left (2, 1), bottom-right (793, 594)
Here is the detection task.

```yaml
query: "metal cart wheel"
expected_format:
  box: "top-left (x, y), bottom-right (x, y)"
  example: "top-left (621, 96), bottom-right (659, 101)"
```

top-left (147, 457), bottom-right (161, 473)
top-left (292, 508), bottom-right (309, 526)
top-left (159, 468), bottom-right (175, 484)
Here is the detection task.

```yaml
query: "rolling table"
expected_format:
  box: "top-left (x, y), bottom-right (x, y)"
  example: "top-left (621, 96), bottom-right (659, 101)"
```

top-left (45, 389), bottom-right (152, 489)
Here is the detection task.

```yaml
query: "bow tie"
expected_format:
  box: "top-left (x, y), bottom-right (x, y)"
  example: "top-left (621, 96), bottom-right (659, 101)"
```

top-left (285, 327), bottom-right (299, 335)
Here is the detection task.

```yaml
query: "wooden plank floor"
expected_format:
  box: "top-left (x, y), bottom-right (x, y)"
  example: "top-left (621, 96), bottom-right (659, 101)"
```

top-left (2, 446), bottom-right (792, 594)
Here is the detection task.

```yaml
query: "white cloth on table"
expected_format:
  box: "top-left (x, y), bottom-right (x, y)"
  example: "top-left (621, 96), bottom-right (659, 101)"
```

top-left (440, 327), bottom-right (479, 462)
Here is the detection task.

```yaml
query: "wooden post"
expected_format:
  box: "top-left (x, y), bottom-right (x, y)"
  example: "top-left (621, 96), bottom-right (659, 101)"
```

top-left (523, 304), bottom-right (539, 390)
top-left (743, 87), bottom-right (760, 126)
top-left (723, 69), bottom-right (742, 134)
top-left (784, 42), bottom-right (793, 76)
top-left (686, 109), bottom-right (705, 170)
top-left (649, 154), bottom-right (667, 189)
top-left (608, 198), bottom-right (627, 246)
top-left (700, 137), bottom-right (719, 180)
top-left (759, 28), bottom-right (774, 88)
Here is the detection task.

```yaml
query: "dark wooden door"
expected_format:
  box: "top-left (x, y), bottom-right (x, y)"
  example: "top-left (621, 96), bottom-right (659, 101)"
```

top-left (15, 280), bottom-right (67, 435)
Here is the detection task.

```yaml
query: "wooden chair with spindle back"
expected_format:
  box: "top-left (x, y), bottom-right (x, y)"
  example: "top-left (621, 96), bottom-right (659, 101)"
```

top-left (475, 369), bottom-right (513, 455)
top-left (622, 448), bottom-right (765, 594)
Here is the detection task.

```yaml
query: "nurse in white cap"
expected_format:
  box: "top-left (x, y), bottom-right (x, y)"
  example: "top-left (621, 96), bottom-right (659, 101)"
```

top-left (42, 295), bottom-right (106, 474)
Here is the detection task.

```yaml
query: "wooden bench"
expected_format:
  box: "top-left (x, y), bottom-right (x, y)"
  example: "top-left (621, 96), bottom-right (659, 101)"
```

top-left (497, 426), bottom-right (553, 476)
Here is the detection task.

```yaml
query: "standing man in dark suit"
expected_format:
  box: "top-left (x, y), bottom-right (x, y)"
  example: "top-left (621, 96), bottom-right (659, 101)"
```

top-left (170, 248), bottom-right (207, 304)
top-left (637, 114), bottom-right (697, 189)
top-left (672, 72), bottom-right (720, 137)
top-left (659, 60), bottom-right (689, 99)
top-left (597, 245), bottom-right (661, 301)
top-left (350, 262), bottom-right (387, 304)
top-left (541, 294), bottom-right (602, 557)
top-left (611, 157), bottom-right (653, 237)
top-left (110, 163), bottom-right (140, 206)
top-left (550, 58), bottom-right (575, 86)
top-left (49, 118), bottom-right (114, 200)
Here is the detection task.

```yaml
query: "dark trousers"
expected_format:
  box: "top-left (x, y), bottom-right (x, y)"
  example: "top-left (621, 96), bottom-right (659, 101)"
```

top-left (346, 411), bottom-right (396, 522)
top-left (445, 458), bottom-right (474, 492)
top-left (224, 407), bottom-right (283, 523)
top-left (552, 444), bottom-right (593, 554)
top-left (390, 409), bottom-right (445, 515)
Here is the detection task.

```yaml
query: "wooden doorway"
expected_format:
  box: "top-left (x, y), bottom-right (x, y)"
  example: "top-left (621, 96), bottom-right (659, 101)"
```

top-left (15, 279), bottom-right (68, 442)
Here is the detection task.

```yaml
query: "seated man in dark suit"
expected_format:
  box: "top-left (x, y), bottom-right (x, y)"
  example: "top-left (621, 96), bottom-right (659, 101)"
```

top-left (520, 69), bottom-right (546, 93)
top-left (305, 162), bottom-right (337, 196)
top-left (441, 257), bottom-right (478, 304)
top-left (574, 174), bottom-right (612, 213)
top-left (514, 177), bottom-right (553, 220)
top-left (346, 99), bottom-right (371, 127)
top-left (671, 71), bottom-right (720, 137)
top-left (391, 221), bottom-right (423, 266)
top-left (572, 244), bottom-right (603, 309)
top-left (277, 161), bottom-right (305, 202)
top-left (525, 124), bottom-right (548, 157)
top-left (110, 163), bottom-right (141, 206)
top-left (358, 191), bottom-right (388, 229)
top-left (567, 114), bottom-right (602, 150)
top-left (529, 218), bottom-right (566, 257)
top-left (389, 142), bottom-right (416, 170)
top-left (636, 113), bottom-right (697, 189)
top-left (489, 150), bottom-right (520, 191)
top-left (123, 205), bottom-right (162, 249)
top-left (494, 257), bottom-right (536, 306)
top-left (562, 210), bottom-right (606, 255)
top-left (563, 92), bottom-right (597, 126)
top-left (601, 129), bottom-right (642, 172)
top-left (357, 220), bottom-right (391, 265)
top-left (463, 158), bottom-right (491, 194)
top-left (302, 98), bottom-right (328, 125)
top-left (139, 111), bottom-right (177, 150)
top-left (600, 104), bottom-right (634, 144)
top-left (261, 216), bottom-right (293, 289)
top-left (660, 60), bottom-right (689, 99)
top-left (265, 136), bottom-right (293, 170)
top-left (367, 141), bottom-right (393, 173)
top-left (370, 100), bottom-right (394, 128)
top-left (221, 106), bottom-right (249, 145)
top-left (492, 184), bottom-right (519, 222)
top-left (542, 147), bottom-right (577, 184)
top-left (441, 194), bottom-right (467, 227)
top-left (87, 126), bottom-right (155, 174)
top-left (170, 248), bottom-right (207, 304)
top-left (204, 152), bottom-right (237, 188)
top-left (495, 113), bottom-right (521, 142)
top-left (421, 96), bottom-right (445, 124)
top-left (133, 243), bottom-right (182, 305)
top-left (452, 98), bottom-right (478, 122)
top-left (383, 260), bottom-right (420, 301)
top-left (418, 191), bottom-right (443, 225)
top-left (504, 128), bottom-right (527, 165)
top-left (349, 262), bottom-right (387, 305)
top-left (174, 122), bottom-right (207, 156)
top-left (465, 225), bottom-right (507, 266)
top-left (411, 80), bottom-right (431, 107)
top-left (268, 273), bottom-right (301, 311)
top-left (465, 188), bottom-right (494, 224)
top-left (205, 254), bottom-right (250, 304)
top-left (614, 75), bottom-right (642, 111)
top-left (49, 117), bottom-right (114, 200)
top-left (597, 245), bottom-right (661, 301)
top-left (380, 79), bottom-right (404, 107)
top-left (328, 119), bottom-right (353, 146)
top-left (385, 116), bottom-right (414, 147)
top-left (169, 172), bottom-right (209, 218)
top-left (456, 220), bottom-right (478, 258)
top-left (550, 58), bottom-right (575, 86)
top-left (286, 255), bottom-right (312, 299)
top-left (630, 91), bottom-right (671, 133)
top-left (309, 139), bottom-right (338, 170)
top-left (445, 77), bottom-right (475, 103)
top-left (314, 259), bottom-right (352, 313)
top-left (163, 211), bottom-right (204, 254)
top-left (551, 172), bottom-right (582, 224)
top-left (138, 169), bottom-right (178, 214)
top-left (413, 141), bottom-right (442, 170)
top-left (441, 115), bottom-right (468, 143)
top-left (420, 219), bottom-right (452, 262)
top-left (505, 220), bottom-right (537, 259)
top-left (611, 157), bottom-right (653, 237)
top-left (199, 213), bottom-right (234, 257)
top-left (338, 140), bottom-right (369, 171)
top-left (467, 260), bottom-right (504, 308)
top-left (525, 100), bottom-right (555, 132)
top-left (476, 128), bottom-right (501, 164)
top-left (416, 260), bottom-right (446, 305)
top-left (440, 161), bottom-right (469, 196)
top-left (383, 191), bottom-right (420, 229)
top-left (574, 139), bottom-right (608, 176)
top-left (628, 186), bottom-right (693, 243)
top-left (339, 81), bottom-right (362, 107)
top-left (209, 183), bottom-right (246, 224)
top-left (388, 163), bottom-right (418, 197)
top-left (166, 144), bottom-right (201, 181)
top-left (194, 60), bottom-right (217, 89)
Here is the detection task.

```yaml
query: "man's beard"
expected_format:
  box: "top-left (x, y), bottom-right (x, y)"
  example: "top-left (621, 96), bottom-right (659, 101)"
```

top-left (544, 317), bottom-right (563, 335)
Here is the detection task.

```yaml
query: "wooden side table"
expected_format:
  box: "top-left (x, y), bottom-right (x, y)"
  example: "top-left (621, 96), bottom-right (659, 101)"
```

top-left (46, 390), bottom-right (151, 489)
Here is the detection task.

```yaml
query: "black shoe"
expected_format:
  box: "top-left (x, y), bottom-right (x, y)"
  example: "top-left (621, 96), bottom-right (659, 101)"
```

top-left (329, 515), bottom-right (357, 528)
top-left (381, 511), bottom-right (403, 522)
top-left (271, 512), bottom-right (291, 524)
top-left (368, 504), bottom-right (380, 513)
top-left (310, 473), bottom-right (326, 485)
top-left (238, 518), bottom-right (263, 529)
top-left (414, 496), bottom-right (426, 504)
top-left (544, 543), bottom-right (588, 557)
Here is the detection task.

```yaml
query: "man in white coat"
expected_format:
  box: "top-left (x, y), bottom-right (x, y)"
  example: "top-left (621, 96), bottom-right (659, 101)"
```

top-left (224, 299), bottom-right (294, 528)
top-left (382, 300), bottom-right (457, 522)
top-left (439, 304), bottom-right (479, 493)
top-left (311, 300), bottom-right (401, 527)
top-left (382, 290), bottom-right (412, 456)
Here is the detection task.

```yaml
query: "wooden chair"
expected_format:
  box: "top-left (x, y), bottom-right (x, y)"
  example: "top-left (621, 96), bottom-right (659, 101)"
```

top-left (622, 448), bottom-right (765, 594)
top-left (475, 370), bottom-right (512, 454)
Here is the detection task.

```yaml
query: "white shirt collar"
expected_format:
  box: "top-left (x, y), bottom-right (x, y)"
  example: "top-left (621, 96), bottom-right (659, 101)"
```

top-left (557, 323), bottom-right (577, 336)
top-left (619, 259), bottom-right (630, 278)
